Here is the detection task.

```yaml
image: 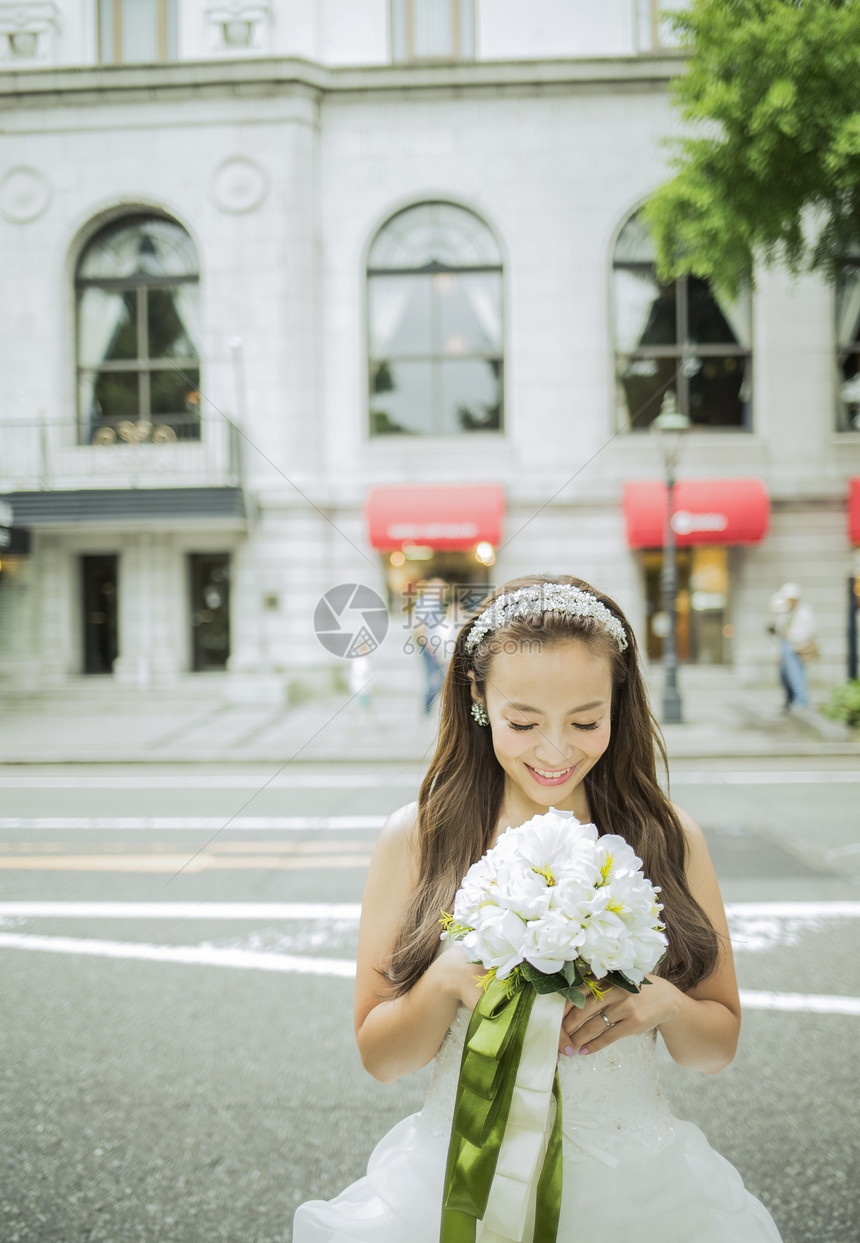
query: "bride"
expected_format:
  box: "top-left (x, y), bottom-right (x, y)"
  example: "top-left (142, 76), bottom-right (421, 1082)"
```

top-left (293, 574), bottom-right (783, 1242)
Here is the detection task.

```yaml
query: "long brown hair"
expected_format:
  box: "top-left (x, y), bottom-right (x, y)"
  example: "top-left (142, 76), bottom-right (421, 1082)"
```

top-left (385, 574), bottom-right (720, 997)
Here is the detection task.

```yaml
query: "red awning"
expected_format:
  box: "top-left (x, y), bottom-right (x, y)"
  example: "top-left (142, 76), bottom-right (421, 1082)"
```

top-left (849, 479), bottom-right (860, 545)
top-left (365, 484), bottom-right (505, 551)
top-left (624, 478), bottom-right (770, 548)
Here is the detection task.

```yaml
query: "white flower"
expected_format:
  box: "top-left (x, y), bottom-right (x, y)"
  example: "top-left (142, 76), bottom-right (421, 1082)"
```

top-left (522, 910), bottom-right (585, 974)
top-left (487, 857), bottom-right (553, 920)
top-left (461, 907), bottom-right (527, 980)
top-left (594, 834), bottom-right (643, 882)
top-left (444, 809), bottom-right (667, 988)
top-left (508, 812), bottom-right (598, 874)
top-left (549, 874), bottom-right (596, 922)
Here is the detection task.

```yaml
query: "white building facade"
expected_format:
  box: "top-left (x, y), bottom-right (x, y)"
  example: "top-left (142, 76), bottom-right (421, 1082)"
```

top-left (1, 0), bottom-right (858, 697)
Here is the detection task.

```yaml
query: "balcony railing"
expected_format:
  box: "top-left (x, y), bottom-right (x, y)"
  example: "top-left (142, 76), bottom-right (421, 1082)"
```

top-left (0, 414), bottom-right (244, 492)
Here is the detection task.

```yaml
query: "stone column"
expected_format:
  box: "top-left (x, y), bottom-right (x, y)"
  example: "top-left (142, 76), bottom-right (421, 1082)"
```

top-left (38, 534), bottom-right (74, 685)
top-left (114, 533), bottom-right (151, 687)
top-left (150, 531), bottom-right (183, 685)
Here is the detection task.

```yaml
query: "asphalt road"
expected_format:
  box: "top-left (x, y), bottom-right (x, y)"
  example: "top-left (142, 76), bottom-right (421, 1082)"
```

top-left (1, 760), bottom-right (858, 1243)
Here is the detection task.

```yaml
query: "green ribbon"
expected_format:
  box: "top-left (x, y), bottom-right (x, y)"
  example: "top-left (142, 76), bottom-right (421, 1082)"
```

top-left (440, 979), bottom-right (564, 1243)
top-left (534, 1073), bottom-right (563, 1239)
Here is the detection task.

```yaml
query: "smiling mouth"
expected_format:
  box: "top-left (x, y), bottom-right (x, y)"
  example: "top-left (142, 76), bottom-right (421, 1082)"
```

top-left (526, 763), bottom-right (575, 781)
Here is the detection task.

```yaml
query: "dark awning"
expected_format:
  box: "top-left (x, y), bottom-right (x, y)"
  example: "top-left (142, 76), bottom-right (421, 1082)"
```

top-left (0, 488), bottom-right (247, 528)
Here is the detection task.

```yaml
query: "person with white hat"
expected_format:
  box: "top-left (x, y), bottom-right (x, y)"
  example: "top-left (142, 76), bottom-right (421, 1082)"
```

top-left (768, 582), bottom-right (817, 711)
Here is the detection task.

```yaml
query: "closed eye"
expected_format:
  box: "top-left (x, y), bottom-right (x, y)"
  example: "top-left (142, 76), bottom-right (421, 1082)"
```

top-left (507, 722), bottom-right (600, 732)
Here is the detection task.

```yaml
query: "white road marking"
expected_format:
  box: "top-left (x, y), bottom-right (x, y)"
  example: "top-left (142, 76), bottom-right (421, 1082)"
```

top-left (0, 901), bottom-right (363, 919)
top-left (724, 902), bottom-right (860, 918)
top-left (0, 933), bottom-right (356, 977)
top-left (1, 930), bottom-right (858, 1015)
top-left (725, 902), bottom-right (860, 951)
top-left (0, 771), bottom-right (856, 790)
top-left (823, 843), bottom-right (860, 859)
top-left (0, 816), bottom-right (385, 831)
top-left (0, 854), bottom-right (372, 873)
top-left (0, 900), bottom-right (857, 921)
top-left (0, 774), bottom-right (419, 790)
top-left (739, 990), bottom-right (860, 1016)
top-left (669, 772), bottom-right (860, 785)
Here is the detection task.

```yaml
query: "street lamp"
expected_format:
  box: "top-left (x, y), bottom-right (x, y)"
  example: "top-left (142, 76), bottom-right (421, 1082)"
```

top-left (651, 391), bottom-right (691, 724)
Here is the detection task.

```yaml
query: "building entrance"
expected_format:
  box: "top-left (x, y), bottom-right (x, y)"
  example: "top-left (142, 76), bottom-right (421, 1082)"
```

top-left (383, 548), bottom-right (493, 626)
top-left (643, 545), bottom-right (731, 665)
top-left (81, 554), bottom-right (119, 674)
top-left (189, 552), bottom-right (231, 671)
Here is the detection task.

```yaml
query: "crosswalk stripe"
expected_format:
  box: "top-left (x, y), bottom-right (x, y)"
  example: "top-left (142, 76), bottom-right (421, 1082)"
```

top-left (0, 816), bottom-right (385, 830)
top-left (739, 990), bottom-right (860, 1016)
top-left (0, 901), bottom-right (363, 918)
top-left (0, 900), bottom-right (857, 919)
top-left (0, 854), bottom-right (372, 872)
top-left (1, 930), bottom-right (858, 1014)
top-left (0, 774), bottom-right (418, 790)
top-left (0, 933), bottom-right (355, 977)
top-left (724, 901), bottom-right (860, 918)
top-left (0, 771), bottom-right (857, 789)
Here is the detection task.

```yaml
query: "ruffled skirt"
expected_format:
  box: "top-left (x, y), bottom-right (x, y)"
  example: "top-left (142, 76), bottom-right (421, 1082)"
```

top-left (292, 1105), bottom-right (782, 1242)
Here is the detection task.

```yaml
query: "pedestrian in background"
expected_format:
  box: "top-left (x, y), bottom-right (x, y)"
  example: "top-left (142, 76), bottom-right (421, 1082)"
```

top-left (768, 582), bottom-right (817, 712)
top-left (347, 653), bottom-right (375, 731)
top-left (410, 577), bottom-right (455, 715)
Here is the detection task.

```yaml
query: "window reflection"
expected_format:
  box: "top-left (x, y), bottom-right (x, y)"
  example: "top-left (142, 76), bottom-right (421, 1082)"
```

top-left (612, 211), bottom-right (752, 430)
top-left (370, 361), bottom-right (433, 435)
top-left (369, 277), bottom-right (433, 358)
top-left (836, 258), bottom-right (860, 430)
top-left (368, 202), bottom-right (503, 437)
top-left (687, 277), bottom-right (747, 345)
top-left (76, 214), bottom-right (201, 445)
top-left (441, 360), bottom-right (501, 433)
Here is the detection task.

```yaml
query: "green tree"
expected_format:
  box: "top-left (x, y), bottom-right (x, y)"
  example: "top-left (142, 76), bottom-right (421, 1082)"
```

top-left (645, 0), bottom-right (860, 298)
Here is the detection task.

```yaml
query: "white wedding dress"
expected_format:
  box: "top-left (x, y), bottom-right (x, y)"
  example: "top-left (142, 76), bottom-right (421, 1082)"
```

top-left (292, 1005), bottom-right (783, 1242)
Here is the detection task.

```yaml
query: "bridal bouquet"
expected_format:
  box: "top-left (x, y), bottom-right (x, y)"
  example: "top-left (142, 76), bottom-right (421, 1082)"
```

top-left (441, 808), bottom-right (668, 1006)
top-left (438, 809), bottom-right (667, 1243)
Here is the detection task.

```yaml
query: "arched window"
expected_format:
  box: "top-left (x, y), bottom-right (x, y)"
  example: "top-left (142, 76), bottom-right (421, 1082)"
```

top-left (367, 202), bottom-right (503, 437)
top-left (76, 214), bottom-right (201, 445)
top-left (836, 244), bottom-right (860, 430)
top-left (612, 211), bottom-right (752, 430)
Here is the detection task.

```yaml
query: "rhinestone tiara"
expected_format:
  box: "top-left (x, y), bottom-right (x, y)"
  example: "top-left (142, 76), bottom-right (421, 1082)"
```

top-left (464, 583), bottom-right (628, 654)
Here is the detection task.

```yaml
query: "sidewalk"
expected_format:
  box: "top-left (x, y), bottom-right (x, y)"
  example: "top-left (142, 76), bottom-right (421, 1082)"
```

top-left (0, 666), bottom-right (855, 765)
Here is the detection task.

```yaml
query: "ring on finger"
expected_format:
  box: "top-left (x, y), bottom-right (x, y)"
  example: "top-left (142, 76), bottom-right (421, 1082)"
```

top-left (600, 1012), bottom-right (614, 1031)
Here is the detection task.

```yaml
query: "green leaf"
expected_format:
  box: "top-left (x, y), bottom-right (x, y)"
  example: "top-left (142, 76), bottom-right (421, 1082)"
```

top-left (561, 960), bottom-right (583, 987)
top-left (535, 972), bottom-right (568, 995)
top-left (645, 0), bottom-right (860, 293)
top-left (605, 971), bottom-right (640, 995)
top-left (520, 962), bottom-right (568, 993)
top-left (562, 985), bottom-right (587, 1008)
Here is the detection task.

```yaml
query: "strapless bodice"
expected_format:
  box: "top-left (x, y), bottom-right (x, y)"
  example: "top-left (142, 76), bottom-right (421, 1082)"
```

top-left (419, 1005), bottom-right (677, 1164)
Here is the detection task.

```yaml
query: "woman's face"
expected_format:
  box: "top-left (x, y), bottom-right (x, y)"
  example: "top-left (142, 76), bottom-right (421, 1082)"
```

top-left (471, 638), bottom-right (613, 824)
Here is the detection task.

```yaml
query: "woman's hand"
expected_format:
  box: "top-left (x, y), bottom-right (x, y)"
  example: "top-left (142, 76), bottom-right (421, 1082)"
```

top-left (556, 976), bottom-right (680, 1058)
top-left (435, 944), bottom-right (486, 1012)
